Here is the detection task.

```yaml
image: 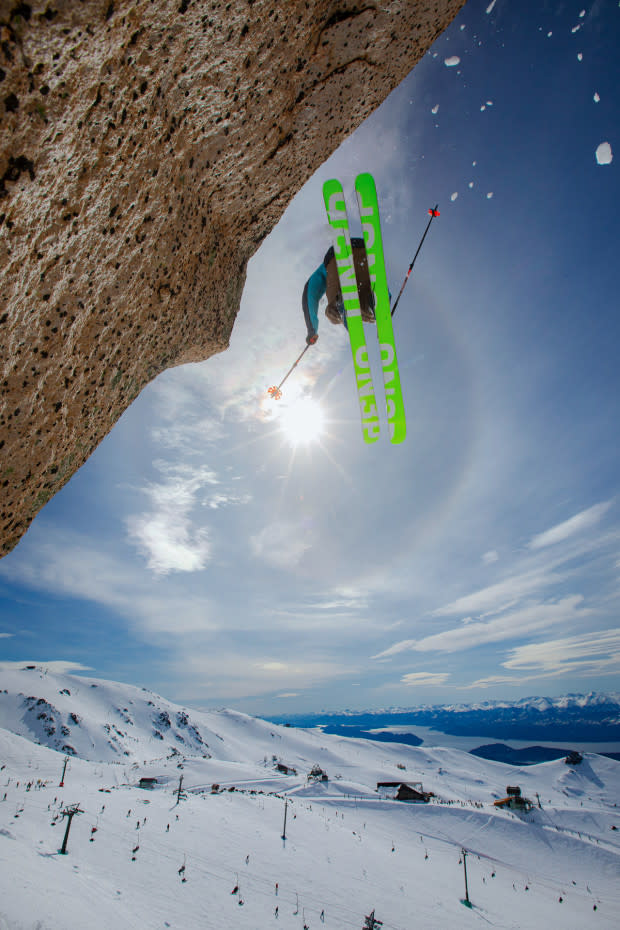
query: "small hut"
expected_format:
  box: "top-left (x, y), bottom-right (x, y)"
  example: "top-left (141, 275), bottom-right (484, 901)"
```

top-left (138, 777), bottom-right (158, 790)
top-left (494, 785), bottom-right (533, 812)
top-left (276, 762), bottom-right (297, 776)
top-left (307, 764), bottom-right (328, 782)
top-left (376, 781), bottom-right (431, 802)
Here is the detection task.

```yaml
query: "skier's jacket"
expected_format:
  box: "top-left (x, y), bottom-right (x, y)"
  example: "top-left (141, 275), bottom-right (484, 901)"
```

top-left (302, 237), bottom-right (375, 340)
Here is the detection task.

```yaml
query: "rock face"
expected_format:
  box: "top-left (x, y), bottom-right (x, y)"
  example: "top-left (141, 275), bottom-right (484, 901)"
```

top-left (0, 0), bottom-right (465, 556)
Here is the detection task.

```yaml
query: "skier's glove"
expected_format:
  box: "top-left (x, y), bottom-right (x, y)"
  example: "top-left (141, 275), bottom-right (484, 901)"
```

top-left (306, 333), bottom-right (318, 345)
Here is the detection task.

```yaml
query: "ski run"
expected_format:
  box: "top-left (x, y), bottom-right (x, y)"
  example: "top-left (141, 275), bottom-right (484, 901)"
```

top-left (1, 666), bottom-right (619, 929)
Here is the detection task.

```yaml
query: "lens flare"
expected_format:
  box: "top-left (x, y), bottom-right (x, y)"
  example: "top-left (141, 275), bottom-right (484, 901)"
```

top-left (278, 397), bottom-right (325, 447)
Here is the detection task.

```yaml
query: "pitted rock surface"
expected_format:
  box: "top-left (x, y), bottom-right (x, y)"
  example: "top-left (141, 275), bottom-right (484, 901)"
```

top-left (0, 0), bottom-right (465, 556)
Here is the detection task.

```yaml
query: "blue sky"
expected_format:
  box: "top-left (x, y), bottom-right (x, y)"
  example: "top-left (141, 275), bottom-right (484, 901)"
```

top-left (1, 0), bottom-right (619, 715)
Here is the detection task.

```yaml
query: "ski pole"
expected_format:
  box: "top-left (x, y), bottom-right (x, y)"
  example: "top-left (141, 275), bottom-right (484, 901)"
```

top-left (390, 205), bottom-right (440, 317)
top-left (267, 343), bottom-right (311, 400)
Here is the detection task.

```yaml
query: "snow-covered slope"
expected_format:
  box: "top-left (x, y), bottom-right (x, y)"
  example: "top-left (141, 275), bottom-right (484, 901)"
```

top-left (0, 665), bottom-right (343, 767)
top-left (1, 667), bottom-right (619, 929)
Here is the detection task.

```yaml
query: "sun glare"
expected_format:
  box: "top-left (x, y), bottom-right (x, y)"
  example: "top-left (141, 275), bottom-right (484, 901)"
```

top-left (278, 397), bottom-right (325, 446)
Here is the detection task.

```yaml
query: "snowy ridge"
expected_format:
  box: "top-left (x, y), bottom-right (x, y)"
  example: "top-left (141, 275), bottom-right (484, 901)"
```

top-left (273, 691), bottom-right (620, 745)
top-left (0, 665), bottom-right (304, 765)
top-left (1, 668), bottom-right (620, 929)
top-left (287, 692), bottom-right (620, 717)
top-left (440, 692), bottom-right (620, 713)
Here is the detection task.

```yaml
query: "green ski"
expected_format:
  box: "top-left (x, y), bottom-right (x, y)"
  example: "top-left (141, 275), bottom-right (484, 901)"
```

top-left (355, 172), bottom-right (406, 445)
top-left (323, 178), bottom-right (380, 444)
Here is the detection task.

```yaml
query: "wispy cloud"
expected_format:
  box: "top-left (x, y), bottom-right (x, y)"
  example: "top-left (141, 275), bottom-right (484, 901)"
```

top-left (432, 567), bottom-right (567, 618)
top-left (176, 651), bottom-right (360, 700)
top-left (430, 504), bottom-right (618, 628)
top-left (0, 633), bottom-right (14, 639)
top-left (373, 639), bottom-right (417, 659)
top-left (502, 627), bottom-right (620, 675)
top-left (305, 594), bottom-right (370, 612)
top-left (400, 671), bottom-right (450, 687)
top-left (127, 511), bottom-right (211, 574)
top-left (151, 416), bottom-right (225, 451)
top-left (528, 501), bottom-right (613, 551)
top-left (418, 595), bottom-right (591, 653)
top-left (126, 462), bottom-right (250, 575)
top-left (391, 507), bottom-right (620, 688)
top-left (269, 590), bottom-right (372, 625)
top-left (469, 627), bottom-right (620, 687)
top-left (250, 521), bottom-right (313, 569)
top-left (375, 595), bottom-right (592, 657)
top-left (126, 462), bottom-right (218, 574)
top-left (464, 674), bottom-right (525, 689)
top-left (0, 531), bottom-right (219, 636)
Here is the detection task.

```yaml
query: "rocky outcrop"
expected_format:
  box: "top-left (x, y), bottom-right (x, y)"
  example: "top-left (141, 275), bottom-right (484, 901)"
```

top-left (0, 0), bottom-right (465, 556)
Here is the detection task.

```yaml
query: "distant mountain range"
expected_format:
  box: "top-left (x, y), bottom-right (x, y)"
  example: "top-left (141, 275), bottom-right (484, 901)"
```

top-left (268, 692), bottom-right (620, 757)
top-left (2, 668), bottom-right (618, 766)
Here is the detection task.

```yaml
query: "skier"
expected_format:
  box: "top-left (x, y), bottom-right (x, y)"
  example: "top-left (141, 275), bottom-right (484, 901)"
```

top-left (302, 238), bottom-right (376, 345)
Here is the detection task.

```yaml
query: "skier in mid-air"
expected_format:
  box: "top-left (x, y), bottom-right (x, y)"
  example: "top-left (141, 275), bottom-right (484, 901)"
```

top-left (302, 237), bottom-right (376, 345)
top-left (269, 180), bottom-right (436, 444)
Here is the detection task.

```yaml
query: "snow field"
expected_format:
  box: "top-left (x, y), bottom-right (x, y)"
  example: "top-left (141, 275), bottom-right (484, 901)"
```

top-left (1, 726), bottom-right (619, 929)
top-left (1, 670), bottom-right (619, 928)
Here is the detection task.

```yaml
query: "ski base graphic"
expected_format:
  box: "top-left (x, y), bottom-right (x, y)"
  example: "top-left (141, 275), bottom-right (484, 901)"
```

top-left (355, 172), bottom-right (406, 445)
top-left (322, 175), bottom-right (406, 445)
top-left (323, 178), bottom-right (380, 445)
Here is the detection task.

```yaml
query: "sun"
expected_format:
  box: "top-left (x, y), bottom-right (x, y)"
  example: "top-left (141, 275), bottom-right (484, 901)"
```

top-left (278, 396), bottom-right (326, 447)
